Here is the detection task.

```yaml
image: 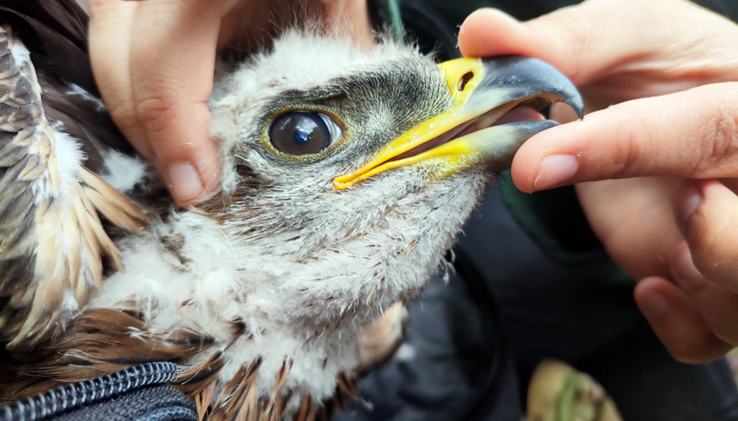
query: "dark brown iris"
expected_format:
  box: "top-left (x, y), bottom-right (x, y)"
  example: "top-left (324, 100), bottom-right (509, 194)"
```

top-left (269, 111), bottom-right (334, 155)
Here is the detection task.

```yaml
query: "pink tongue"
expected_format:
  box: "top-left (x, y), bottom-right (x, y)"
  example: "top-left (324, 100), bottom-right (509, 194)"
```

top-left (493, 106), bottom-right (545, 126)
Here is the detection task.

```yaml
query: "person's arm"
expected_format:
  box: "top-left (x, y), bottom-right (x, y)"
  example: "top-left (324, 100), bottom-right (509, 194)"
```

top-left (459, 0), bottom-right (738, 362)
top-left (88, 0), bottom-right (373, 206)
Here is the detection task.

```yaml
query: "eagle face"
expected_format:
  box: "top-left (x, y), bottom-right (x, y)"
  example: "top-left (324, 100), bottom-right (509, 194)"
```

top-left (210, 31), bottom-right (454, 209)
top-left (199, 33), bottom-right (473, 324)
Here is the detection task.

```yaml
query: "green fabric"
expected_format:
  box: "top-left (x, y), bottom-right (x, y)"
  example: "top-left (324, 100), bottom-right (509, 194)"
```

top-left (498, 173), bottom-right (631, 284)
top-left (368, 0), bottom-right (404, 40)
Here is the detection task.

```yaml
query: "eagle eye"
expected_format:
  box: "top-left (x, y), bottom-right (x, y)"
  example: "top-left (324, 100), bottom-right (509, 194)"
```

top-left (269, 111), bottom-right (342, 156)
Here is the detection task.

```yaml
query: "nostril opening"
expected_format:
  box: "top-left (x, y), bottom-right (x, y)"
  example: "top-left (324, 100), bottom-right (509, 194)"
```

top-left (458, 72), bottom-right (474, 92)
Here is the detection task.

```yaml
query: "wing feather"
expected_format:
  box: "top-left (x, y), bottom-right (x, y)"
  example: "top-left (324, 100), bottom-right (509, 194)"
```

top-left (81, 169), bottom-right (148, 232)
top-left (0, 25), bottom-right (148, 350)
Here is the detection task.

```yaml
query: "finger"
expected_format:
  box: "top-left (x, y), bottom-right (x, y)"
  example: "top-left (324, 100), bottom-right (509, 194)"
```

top-left (667, 241), bottom-right (738, 346)
top-left (88, 0), bottom-right (153, 159)
top-left (130, 0), bottom-right (234, 206)
top-left (320, 0), bottom-right (373, 50)
top-left (510, 83), bottom-right (738, 191)
top-left (575, 177), bottom-right (684, 281)
top-left (672, 180), bottom-right (738, 291)
top-left (458, 1), bottom-right (738, 87)
top-left (634, 276), bottom-right (732, 363)
top-left (457, 6), bottom-right (620, 86)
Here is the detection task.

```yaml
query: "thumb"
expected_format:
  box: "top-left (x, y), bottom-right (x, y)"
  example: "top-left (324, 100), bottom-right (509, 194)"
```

top-left (458, 0), bottom-right (738, 86)
top-left (458, 3), bottom-right (646, 86)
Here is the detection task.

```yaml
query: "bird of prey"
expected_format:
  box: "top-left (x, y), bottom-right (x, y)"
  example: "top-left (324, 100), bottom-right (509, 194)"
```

top-left (0, 1), bottom-right (583, 420)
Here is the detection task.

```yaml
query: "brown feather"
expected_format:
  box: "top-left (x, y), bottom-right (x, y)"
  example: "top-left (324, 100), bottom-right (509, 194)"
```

top-left (0, 308), bottom-right (213, 401)
top-left (0, 23), bottom-right (151, 350)
top-left (196, 381), bottom-right (218, 421)
top-left (80, 169), bottom-right (148, 231)
top-left (1, 303), bottom-right (365, 421)
top-left (294, 396), bottom-right (317, 421)
top-left (1, 0), bottom-right (136, 172)
top-left (0, 0), bottom-right (94, 95)
top-left (174, 351), bottom-right (226, 396)
top-left (240, 385), bottom-right (259, 421)
top-left (210, 358), bottom-right (263, 421)
top-left (269, 359), bottom-right (293, 408)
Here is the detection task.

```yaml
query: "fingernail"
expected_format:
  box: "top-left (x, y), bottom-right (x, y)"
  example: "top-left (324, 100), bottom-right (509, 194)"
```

top-left (673, 182), bottom-right (702, 224)
top-left (671, 246), bottom-right (703, 292)
top-left (167, 162), bottom-right (204, 204)
top-left (533, 154), bottom-right (578, 190)
top-left (641, 291), bottom-right (668, 319)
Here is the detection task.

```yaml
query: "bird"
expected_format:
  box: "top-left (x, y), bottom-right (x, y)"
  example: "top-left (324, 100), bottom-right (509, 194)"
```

top-left (0, 0), bottom-right (583, 420)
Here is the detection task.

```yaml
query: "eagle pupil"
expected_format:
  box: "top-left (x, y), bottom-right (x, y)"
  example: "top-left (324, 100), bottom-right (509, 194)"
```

top-left (270, 111), bottom-right (332, 155)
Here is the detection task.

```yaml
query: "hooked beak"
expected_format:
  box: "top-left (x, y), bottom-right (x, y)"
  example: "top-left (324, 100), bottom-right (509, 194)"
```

top-left (333, 55), bottom-right (584, 190)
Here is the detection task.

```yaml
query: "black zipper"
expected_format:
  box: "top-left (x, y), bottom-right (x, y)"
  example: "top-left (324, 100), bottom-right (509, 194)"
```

top-left (1, 362), bottom-right (180, 421)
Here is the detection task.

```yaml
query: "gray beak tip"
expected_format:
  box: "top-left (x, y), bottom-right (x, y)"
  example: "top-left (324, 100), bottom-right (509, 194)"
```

top-left (480, 55), bottom-right (584, 120)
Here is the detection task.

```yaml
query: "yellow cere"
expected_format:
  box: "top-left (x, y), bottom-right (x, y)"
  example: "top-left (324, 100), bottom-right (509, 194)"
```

top-left (333, 58), bottom-right (486, 190)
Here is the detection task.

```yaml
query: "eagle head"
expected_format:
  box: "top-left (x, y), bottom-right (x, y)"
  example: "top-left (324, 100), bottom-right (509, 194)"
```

top-left (180, 29), bottom-right (583, 330)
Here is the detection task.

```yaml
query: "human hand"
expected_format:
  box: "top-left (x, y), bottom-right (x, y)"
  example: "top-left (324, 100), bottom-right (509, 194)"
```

top-left (459, 0), bottom-right (738, 362)
top-left (88, 0), bottom-right (372, 206)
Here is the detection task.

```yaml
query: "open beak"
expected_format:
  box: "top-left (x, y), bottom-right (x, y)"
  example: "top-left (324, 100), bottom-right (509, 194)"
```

top-left (333, 55), bottom-right (584, 190)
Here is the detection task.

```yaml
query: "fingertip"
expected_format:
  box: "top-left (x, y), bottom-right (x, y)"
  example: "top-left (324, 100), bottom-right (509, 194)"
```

top-left (510, 124), bottom-right (581, 192)
top-left (508, 159), bottom-right (535, 193)
top-left (196, 150), bottom-right (224, 202)
top-left (166, 162), bottom-right (205, 205)
top-left (634, 277), bottom-right (670, 320)
top-left (164, 150), bottom-right (221, 206)
top-left (509, 131), bottom-right (547, 192)
top-left (137, 104), bottom-right (221, 206)
top-left (164, 163), bottom-right (220, 207)
top-left (671, 180), bottom-right (704, 233)
top-left (635, 276), bottom-right (730, 363)
top-left (671, 179), bottom-right (738, 289)
top-left (668, 241), bottom-right (704, 293)
top-left (164, 148), bottom-right (221, 207)
top-left (152, 106), bottom-right (221, 207)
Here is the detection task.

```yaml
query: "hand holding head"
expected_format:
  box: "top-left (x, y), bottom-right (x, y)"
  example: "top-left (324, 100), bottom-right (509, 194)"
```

top-left (459, 0), bottom-right (738, 363)
top-left (88, 0), bottom-right (373, 206)
top-left (460, 0), bottom-right (738, 191)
